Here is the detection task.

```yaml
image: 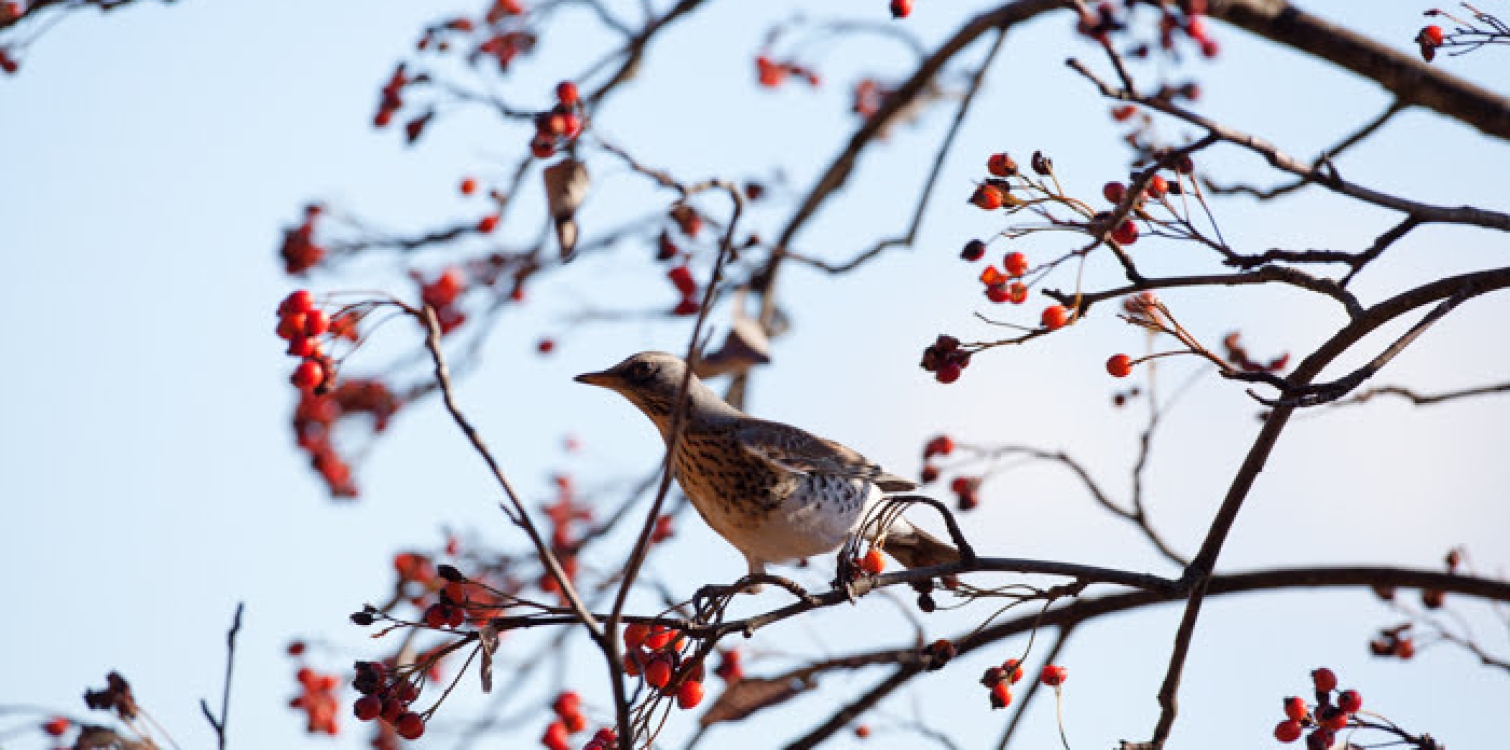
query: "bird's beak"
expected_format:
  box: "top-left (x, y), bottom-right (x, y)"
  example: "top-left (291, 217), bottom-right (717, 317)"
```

top-left (574, 370), bottom-right (614, 388)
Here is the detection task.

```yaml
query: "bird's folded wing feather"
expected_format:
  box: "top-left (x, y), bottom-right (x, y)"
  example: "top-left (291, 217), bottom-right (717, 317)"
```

top-left (734, 419), bottom-right (918, 492)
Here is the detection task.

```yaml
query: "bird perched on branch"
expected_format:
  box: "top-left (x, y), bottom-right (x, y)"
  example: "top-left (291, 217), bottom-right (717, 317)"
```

top-left (575, 351), bottom-right (958, 583)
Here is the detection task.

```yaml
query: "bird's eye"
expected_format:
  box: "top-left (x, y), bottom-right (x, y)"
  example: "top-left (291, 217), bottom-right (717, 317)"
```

top-left (627, 361), bottom-right (655, 381)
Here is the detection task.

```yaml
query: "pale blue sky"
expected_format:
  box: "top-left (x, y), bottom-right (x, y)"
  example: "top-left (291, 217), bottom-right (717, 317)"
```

top-left (3, 2), bottom-right (1508, 749)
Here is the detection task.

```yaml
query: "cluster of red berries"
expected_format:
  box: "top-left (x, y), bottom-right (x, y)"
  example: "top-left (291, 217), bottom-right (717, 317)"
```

top-left (1152, 1), bottom-right (1218, 58)
top-left (279, 204), bottom-right (325, 274)
top-left (1416, 24), bottom-right (1445, 61)
top-left (920, 334), bottom-right (972, 384)
top-left (291, 666), bottom-right (343, 736)
top-left (539, 690), bottom-right (592, 750)
top-left (621, 622), bottom-right (707, 711)
top-left (754, 55), bottom-right (819, 89)
top-left (277, 290), bottom-right (334, 394)
top-left (1272, 668), bottom-right (1362, 749)
top-left (980, 658), bottom-right (1024, 708)
top-left (530, 81), bottom-right (584, 158)
top-left (1368, 623), bottom-right (1417, 660)
top-left (351, 662), bottom-right (427, 740)
top-left (419, 267), bottom-right (469, 334)
top-left (974, 252), bottom-right (1031, 304)
top-left (292, 377), bottom-right (398, 499)
top-left (545, 722), bottom-right (616, 750)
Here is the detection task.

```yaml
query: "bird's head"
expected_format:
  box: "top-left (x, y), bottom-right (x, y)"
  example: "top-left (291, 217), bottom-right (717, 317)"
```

top-left (575, 351), bottom-right (729, 432)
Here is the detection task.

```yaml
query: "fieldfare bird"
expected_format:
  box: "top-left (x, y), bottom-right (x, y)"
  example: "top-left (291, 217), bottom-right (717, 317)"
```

top-left (575, 351), bottom-right (958, 581)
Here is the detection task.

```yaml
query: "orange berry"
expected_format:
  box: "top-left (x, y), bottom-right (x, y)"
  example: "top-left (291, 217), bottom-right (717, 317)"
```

top-left (460, 177), bottom-right (478, 195)
top-left (970, 184), bottom-right (1006, 210)
top-left (860, 548), bottom-right (885, 575)
top-left (989, 681), bottom-right (1012, 709)
top-left (477, 214), bottom-right (500, 233)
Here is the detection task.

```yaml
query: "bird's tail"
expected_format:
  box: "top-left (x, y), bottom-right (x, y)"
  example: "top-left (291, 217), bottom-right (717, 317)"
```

top-left (885, 523), bottom-right (960, 569)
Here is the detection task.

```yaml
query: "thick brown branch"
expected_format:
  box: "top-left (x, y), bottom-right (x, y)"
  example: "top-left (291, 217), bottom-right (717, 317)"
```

top-left (1207, 0), bottom-right (1510, 140)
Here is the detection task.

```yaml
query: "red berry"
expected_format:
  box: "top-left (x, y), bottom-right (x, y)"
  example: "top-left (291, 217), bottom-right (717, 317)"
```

top-left (644, 625), bottom-right (677, 651)
top-left (1106, 354), bottom-right (1133, 378)
top-left (1147, 174), bottom-right (1169, 198)
top-left (460, 177), bottom-right (478, 195)
top-left (645, 658), bottom-right (673, 689)
top-left (287, 335), bottom-right (320, 358)
top-left (552, 691), bottom-right (581, 718)
top-left (1421, 25), bottom-right (1444, 46)
top-left (986, 153), bottom-right (1016, 177)
top-left (279, 290), bottom-right (316, 316)
top-left (542, 721), bottom-right (570, 750)
top-left (989, 681), bottom-right (1013, 709)
top-left (623, 623), bottom-right (649, 650)
top-left (961, 239), bottom-right (986, 261)
top-left (667, 265), bottom-right (697, 296)
top-left (477, 214), bottom-right (500, 233)
top-left (1040, 305), bottom-right (1070, 330)
top-left (860, 548), bottom-right (885, 575)
top-left (42, 717), bottom-right (70, 737)
top-left (985, 284), bottom-right (1011, 303)
top-left (855, 724), bottom-right (871, 738)
top-left (556, 80), bottom-right (580, 106)
top-left (277, 312), bottom-right (306, 340)
top-left (563, 711), bottom-right (587, 733)
top-left (594, 728), bottom-right (617, 744)
top-left (381, 696), bottom-right (403, 722)
top-left (1003, 251), bottom-right (1029, 277)
top-left (292, 360), bottom-right (325, 391)
top-left (1283, 695), bottom-right (1308, 722)
top-left (935, 361), bottom-right (962, 384)
top-left (923, 435), bottom-right (954, 458)
top-left (1102, 181), bottom-right (1127, 204)
top-left (677, 679), bottom-right (705, 709)
top-left (1006, 282), bottom-right (1028, 304)
top-left (1040, 664), bottom-right (1067, 687)
top-left (889, 0), bottom-right (911, 19)
top-left (1274, 719), bottom-right (1303, 743)
top-left (1111, 219), bottom-right (1139, 245)
top-left (970, 184), bottom-right (1006, 210)
top-left (1311, 667), bottom-right (1337, 693)
top-left (1337, 689), bottom-right (1362, 714)
top-left (302, 309), bottom-right (330, 336)
top-left (353, 695), bottom-right (382, 721)
top-left (424, 604), bottom-right (448, 628)
top-left (1002, 658), bottom-right (1024, 684)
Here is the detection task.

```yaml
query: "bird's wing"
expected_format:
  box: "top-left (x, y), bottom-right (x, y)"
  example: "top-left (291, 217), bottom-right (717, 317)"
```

top-left (734, 419), bottom-right (918, 492)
